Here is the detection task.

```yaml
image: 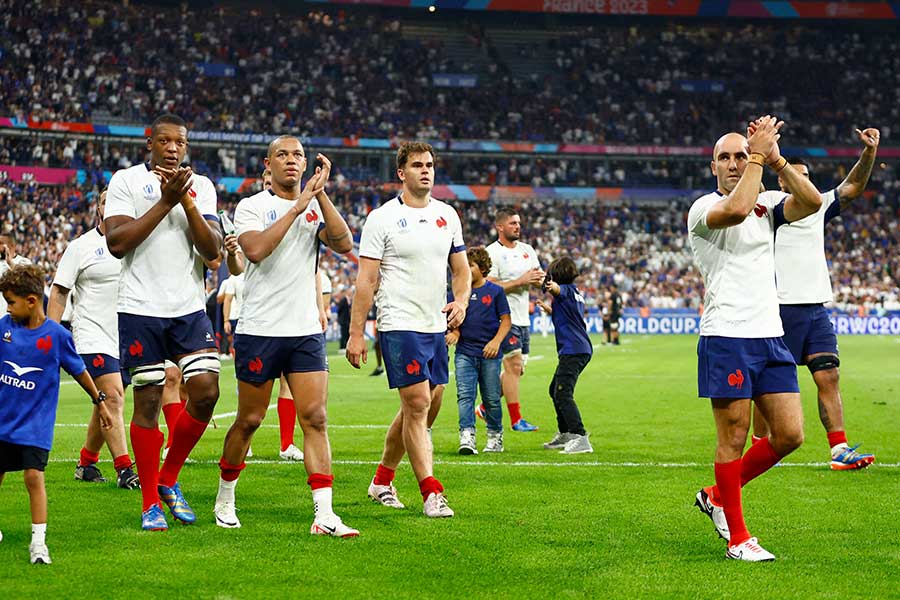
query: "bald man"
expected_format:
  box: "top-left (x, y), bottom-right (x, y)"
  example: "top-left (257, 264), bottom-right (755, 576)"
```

top-left (687, 117), bottom-right (822, 562)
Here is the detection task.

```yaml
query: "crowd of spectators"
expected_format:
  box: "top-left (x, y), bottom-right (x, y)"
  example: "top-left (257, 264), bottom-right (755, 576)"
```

top-left (5, 175), bottom-right (895, 317)
top-left (0, 134), bottom-right (875, 193)
top-left (1, 1), bottom-right (897, 146)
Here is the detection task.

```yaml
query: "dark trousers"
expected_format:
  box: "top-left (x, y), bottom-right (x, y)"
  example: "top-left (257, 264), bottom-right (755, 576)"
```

top-left (339, 320), bottom-right (350, 350)
top-left (549, 353), bottom-right (591, 435)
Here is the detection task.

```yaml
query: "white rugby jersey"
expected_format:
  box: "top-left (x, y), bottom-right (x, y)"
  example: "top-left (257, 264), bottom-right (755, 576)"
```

top-left (104, 163), bottom-right (218, 317)
top-left (688, 190), bottom-right (788, 338)
top-left (359, 195), bottom-right (465, 334)
top-left (0, 255), bottom-right (31, 314)
top-left (486, 240), bottom-right (540, 327)
top-left (222, 273), bottom-right (245, 320)
top-left (775, 189), bottom-right (840, 304)
top-left (234, 190), bottom-right (322, 337)
top-left (52, 228), bottom-right (120, 356)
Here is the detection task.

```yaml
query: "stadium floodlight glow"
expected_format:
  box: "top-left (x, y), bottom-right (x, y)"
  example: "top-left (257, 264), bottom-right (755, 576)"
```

top-left (428, 5), bottom-right (436, 12)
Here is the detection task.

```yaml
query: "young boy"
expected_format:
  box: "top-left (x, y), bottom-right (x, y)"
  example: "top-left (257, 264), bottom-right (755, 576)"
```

top-left (0, 264), bottom-right (112, 564)
top-left (536, 257), bottom-right (593, 454)
top-left (446, 247), bottom-right (511, 454)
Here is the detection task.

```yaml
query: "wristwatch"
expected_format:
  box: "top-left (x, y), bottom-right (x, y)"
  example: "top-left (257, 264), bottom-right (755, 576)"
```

top-left (93, 391), bottom-right (107, 405)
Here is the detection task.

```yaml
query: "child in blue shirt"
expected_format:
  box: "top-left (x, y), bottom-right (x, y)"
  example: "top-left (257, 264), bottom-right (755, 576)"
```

top-left (0, 264), bottom-right (112, 564)
top-left (445, 247), bottom-right (511, 454)
top-left (536, 256), bottom-right (593, 455)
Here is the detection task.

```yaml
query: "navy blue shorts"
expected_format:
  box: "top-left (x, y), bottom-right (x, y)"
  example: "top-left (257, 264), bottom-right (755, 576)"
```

top-left (234, 333), bottom-right (327, 383)
top-left (118, 311), bottom-right (217, 369)
top-left (80, 353), bottom-right (131, 387)
top-left (379, 330), bottom-right (449, 389)
top-left (697, 336), bottom-right (799, 399)
top-left (0, 440), bottom-right (49, 471)
top-left (500, 325), bottom-right (530, 356)
top-left (779, 304), bottom-right (839, 365)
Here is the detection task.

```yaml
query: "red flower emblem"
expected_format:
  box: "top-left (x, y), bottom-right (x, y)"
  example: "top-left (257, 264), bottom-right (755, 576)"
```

top-left (523, 253), bottom-right (529, 259)
top-left (188, 188), bottom-right (197, 198)
top-left (249, 357), bottom-right (263, 374)
top-left (306, 209), bottom-right (318, 223)
top-left (36, 335), bottom-right (53, 354)
top-left (436, 216), bottom-right (447, 229)
top-left (129, 340), bottom-right (143, 357)
top-left (753, 204), bottom-right (768, 218)
top-left (727, 369), bottom-right (745, 390)
top-left (93, 355), bottom-right (105, 368)
top-left (405, 359), bottom-right (421, 376)
top-left (508, 335), bottom-right (519, 346)
top-left (481, 295), bottom-right (492, 306)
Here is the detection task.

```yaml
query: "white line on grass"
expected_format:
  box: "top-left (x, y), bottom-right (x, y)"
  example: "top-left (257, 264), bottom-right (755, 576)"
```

top-left (43, 457), bottom-right (900, 468)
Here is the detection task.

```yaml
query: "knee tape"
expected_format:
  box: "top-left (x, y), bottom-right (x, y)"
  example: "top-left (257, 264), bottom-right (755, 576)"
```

top-left (130, 363), bottom-right (167, 388)
top-left (807, 354), bottom-right (839, 374)
top-left (178, 351), bottom-right (221, 380)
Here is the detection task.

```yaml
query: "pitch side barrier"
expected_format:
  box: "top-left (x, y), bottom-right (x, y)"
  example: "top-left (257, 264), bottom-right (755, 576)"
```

top-left (529, 310), bottom-right (900, 336)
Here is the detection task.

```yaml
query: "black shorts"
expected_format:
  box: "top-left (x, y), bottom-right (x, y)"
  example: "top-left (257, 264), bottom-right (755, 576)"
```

top-left (0, 440), bottom-right (49, 472)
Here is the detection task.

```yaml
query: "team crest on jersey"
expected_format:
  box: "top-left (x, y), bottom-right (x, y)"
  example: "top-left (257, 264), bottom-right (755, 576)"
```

top-left (436, 216), bottom-right (448, 229)
top-left (753, 204), bottom-right (768, 218)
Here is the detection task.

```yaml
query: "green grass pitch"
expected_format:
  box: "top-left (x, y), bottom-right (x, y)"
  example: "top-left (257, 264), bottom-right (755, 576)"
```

top-left (2, 334), bottom-right (898, 599)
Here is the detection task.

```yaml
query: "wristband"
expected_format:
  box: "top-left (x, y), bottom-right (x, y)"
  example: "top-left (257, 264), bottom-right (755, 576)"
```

top-left (748, 153), bottom-right (766, 167)
top-left (92, 391), bottom-right (107, 406)
top-left (769, 156), bottom-right (787, 172)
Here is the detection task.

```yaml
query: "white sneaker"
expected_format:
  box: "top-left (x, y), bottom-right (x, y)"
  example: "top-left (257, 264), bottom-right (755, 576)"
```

top-left (694, 489), bottom-right (729, 541)
top-left (458, 430), bottom-right (477, 455)
top-left (423, 492), bottom-right (454, 518)
top-left (279, 444), bottom-right (304, 461)
top-left (726, 537), bottom-right (775, 562)
top-left (560, 434), bottom-right (593, 454)
top-left (483, 432), bottom-right (504, 453)
top-left (543, 431), bottom-right (577, 449)
top-left (310, 513), bottom-right (359, 538)
top-left (368, 478), bottom-right (405, 509)
top-left (214, 501), bottom-right (241, 529)
top-left (29, 543), bottom-right (52, 564)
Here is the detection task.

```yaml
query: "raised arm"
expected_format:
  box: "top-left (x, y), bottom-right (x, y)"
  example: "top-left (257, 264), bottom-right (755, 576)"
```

top-left (837, 128), bottom-right (880, 208)
top-left (313, 155), bottom-right (353, 254)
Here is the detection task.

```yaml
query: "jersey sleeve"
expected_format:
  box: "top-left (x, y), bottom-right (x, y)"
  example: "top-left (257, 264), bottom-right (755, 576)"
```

top-left (687, 196), bottom-right (714, 237)
top-left (104, 170), bottom-right (136, 220)
top-left (52, 240), bottom-right (81, 290)
top-left (234, 197), bottom-right (264, 236)
top-left (495, 287), bottom-right (511, 317)
top-left (59, 328), bottom-right (87, 377)
top-left (358, 210), bottom-right (385, 261)
top-left (195, 176), bottom-right (219, 222)
top-left (823, 189), bottom-right (841, 223)
top-left (449, 208), bottom-right (465, 254)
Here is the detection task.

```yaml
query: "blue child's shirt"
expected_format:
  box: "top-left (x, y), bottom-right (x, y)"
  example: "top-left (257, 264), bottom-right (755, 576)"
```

top-left (551, 284), bottom-right (593, 356)
top-left (454, 281), bottom-right (510, 357)
top-left (0, 315), bottom-right (86, 450)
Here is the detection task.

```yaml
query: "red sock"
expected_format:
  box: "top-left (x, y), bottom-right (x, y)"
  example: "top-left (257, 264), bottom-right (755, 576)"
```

top-left (827, 430), bottom-right (848, 449)
top-left (158, 411), bottom-right (208, 487)
top-left (113, 454), bottom-right (133, 471)
top-left (714, 459), bottom-right (750, 547)
top-left (161, 402), bottom-right (183, 449)
top-left (418, 476), bottom-right (444, 501)
top-left (740, 437), bottom-right (782, 487)
top-left (507, 402), bottom-right (523, 424)
top-left (307, 473), bottom-right (334, 490)
top-left (79, 447), bottom-right (100, 467)
top-left (130, 423), bottom-right (164, 511)
top-left (218, 457), bottom-right (246, 482)
top-left (373, 464), bottom-right (395, 486)
top-left (277, 397), bottom-right (297, 452)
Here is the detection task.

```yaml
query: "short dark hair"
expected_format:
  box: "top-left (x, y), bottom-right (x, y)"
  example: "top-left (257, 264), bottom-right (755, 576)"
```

top-left (396, 141), bottom-right (435, 170)
top-left (0, 232), bottom-right (14, 243)
top-left (547, 257), bottom-right (579, 285)
top-left (785, 157), bottom-right (808, 168)
top-left (495, 207), bottom-right (518, 223)
top-left (267, 135), bottom-right (303, 158)
top-left (150, 114), bottom-right (187, 136)
top-left (0, 264), bottom-right (45, 298)
top-left (466, 247), bottom-right (492, 275)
